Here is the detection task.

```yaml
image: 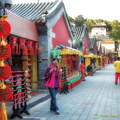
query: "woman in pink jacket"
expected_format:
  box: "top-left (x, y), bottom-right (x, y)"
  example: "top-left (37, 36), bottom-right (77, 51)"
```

top-left (44, 58), bottom-right (61, 114)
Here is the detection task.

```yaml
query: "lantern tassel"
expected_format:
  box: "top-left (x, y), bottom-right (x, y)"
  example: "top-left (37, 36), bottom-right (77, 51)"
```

top-left (0, 80), bottom-right (8, 120)
top-left (0, 59), bottom-right (5, 67)
top-left (0, 102), bottom-right (8, 120)
top-left (0, 15), bottom-right (8, 21)
top-left (0, 37), bottom-right (7, 46)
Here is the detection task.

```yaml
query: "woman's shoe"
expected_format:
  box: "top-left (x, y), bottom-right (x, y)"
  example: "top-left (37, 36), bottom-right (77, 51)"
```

top-left (50, 109), bottom-right (55, 112)
top-left (55, 110), bottom-right (60, 115)
top-left (82, 79), bottom-right (86, 81)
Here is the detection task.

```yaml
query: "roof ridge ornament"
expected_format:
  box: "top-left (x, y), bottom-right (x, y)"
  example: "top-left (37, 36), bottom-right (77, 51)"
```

top-left (0, 0), bottom-right (13, 17)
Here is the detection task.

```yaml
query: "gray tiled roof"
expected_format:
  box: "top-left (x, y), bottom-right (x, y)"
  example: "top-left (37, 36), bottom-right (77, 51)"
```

top-left (89, 37), bottom-right (96, 49)
top-left (10, 0), bottom-right (60, 22)
top-left (95, 35), bottom-right (113, 41)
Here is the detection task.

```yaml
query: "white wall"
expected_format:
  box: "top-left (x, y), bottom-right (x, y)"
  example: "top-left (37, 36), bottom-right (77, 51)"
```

top-left (91, 27), bottom-right (106, 36)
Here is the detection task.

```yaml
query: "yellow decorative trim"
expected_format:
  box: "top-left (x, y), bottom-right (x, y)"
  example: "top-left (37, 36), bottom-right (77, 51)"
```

top-left (0, 16), bottom-right (8, 21)
top-left (60, 48), bottom-right (83, 56)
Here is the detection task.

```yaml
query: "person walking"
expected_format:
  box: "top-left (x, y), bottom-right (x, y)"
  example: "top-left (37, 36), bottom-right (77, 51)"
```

top-left (44, 58), bottom-right (61, 114)
top-left (80, 61), bottom-right (86, 81)
top-left (87, 64), bottom-right (93, 76)
top-left (114, 57), bottom-right (120, 85)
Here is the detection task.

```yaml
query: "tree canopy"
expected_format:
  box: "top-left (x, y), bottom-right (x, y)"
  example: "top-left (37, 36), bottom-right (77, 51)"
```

top-left (109, 25), bottom-right (120, 50)
top-left (67, 14), bottom-right (120, 32)
top-left (74, 15), bottom-right (86, 27)
top-left (109, 25), bottom-right (120, 40)
top-left (67, 15), bottom-right (120, 50)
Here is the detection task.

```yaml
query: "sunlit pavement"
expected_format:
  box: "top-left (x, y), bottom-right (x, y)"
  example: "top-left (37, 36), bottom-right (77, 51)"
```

top-left (8, 64), bottom-right (120, 120)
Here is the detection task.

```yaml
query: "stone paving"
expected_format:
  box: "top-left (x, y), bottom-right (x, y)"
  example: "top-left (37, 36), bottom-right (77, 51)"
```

top-left (8, 64), bottom-right (120, 120)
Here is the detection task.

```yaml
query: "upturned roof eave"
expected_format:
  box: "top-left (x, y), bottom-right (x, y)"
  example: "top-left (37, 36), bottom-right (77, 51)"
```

top-left (45, 0), bottom-right (63, 18)
top-left (45, 0), bottom-right (74, 41)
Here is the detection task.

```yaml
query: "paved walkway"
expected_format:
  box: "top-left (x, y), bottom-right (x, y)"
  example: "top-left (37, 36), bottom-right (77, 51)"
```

top-left (8, 64), bottom-right (120, 120)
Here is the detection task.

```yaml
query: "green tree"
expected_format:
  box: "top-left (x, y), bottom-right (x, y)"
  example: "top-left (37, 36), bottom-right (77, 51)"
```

top-left (93, 19), bottom-right (104, 24)
top-left (85, 19), bottom-right (94, 32)
top-left (109, 25), bottom-right (120, 50)
top-left (110, 20), bottom-right (120, 28)
top-left (104, 20), bottom-right (112, 32)
top-left (68, 16), bottom-right (74, 23)
top-left (109, 25), bottom-right (120, 40)
top-left (74, 15), bottom-right (86, 27)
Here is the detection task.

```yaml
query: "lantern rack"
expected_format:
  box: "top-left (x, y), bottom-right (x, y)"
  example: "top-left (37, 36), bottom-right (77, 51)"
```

top-left (8, 71), bottom-right (30, 119)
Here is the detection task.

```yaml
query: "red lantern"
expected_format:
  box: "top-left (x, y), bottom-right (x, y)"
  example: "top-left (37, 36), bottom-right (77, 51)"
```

top-left (26, 41), bottom-right (33, 49)
top-left (0, 64), bottom-right (11, 80)
top-left (0, 21), bottom-right (11, 39)
top-left (0, 44), bottom-right (11, 59)
top-left (0, 86), bottom-right (13, 102)
top-left (9, 37), bottom-right (18, 54)
top-left (19, 39), bottom-right (26, 49)
top-left (26, 41), bottom-right (33, 55)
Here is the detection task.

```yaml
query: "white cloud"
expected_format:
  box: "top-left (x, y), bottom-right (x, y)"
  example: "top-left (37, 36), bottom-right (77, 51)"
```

top-left (63, 0), bottom-right (120, 21)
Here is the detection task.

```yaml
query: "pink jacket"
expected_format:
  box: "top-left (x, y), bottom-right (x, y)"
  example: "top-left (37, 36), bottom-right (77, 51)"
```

top-left (45, 65), bottom-right (61, 88)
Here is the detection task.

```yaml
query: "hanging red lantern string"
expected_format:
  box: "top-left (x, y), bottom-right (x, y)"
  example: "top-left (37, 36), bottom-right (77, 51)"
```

top-left (0, 16), bottom-right (12, 120)
top-left (9, 37), bottom-right (18, 54)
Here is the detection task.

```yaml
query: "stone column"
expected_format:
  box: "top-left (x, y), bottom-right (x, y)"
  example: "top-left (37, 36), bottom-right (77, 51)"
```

top-left (37, 24), bottom-right (49, 89)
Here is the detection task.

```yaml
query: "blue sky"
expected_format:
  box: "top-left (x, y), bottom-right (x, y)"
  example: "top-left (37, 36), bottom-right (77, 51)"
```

top-left (12, 0), bottom-right (120, 21)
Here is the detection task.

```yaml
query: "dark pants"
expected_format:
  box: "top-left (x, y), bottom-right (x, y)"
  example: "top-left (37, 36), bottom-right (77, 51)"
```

top-left (48, 88), bottom-right (58, 111)
top-left (87, 69), bottom-right (93, 75)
